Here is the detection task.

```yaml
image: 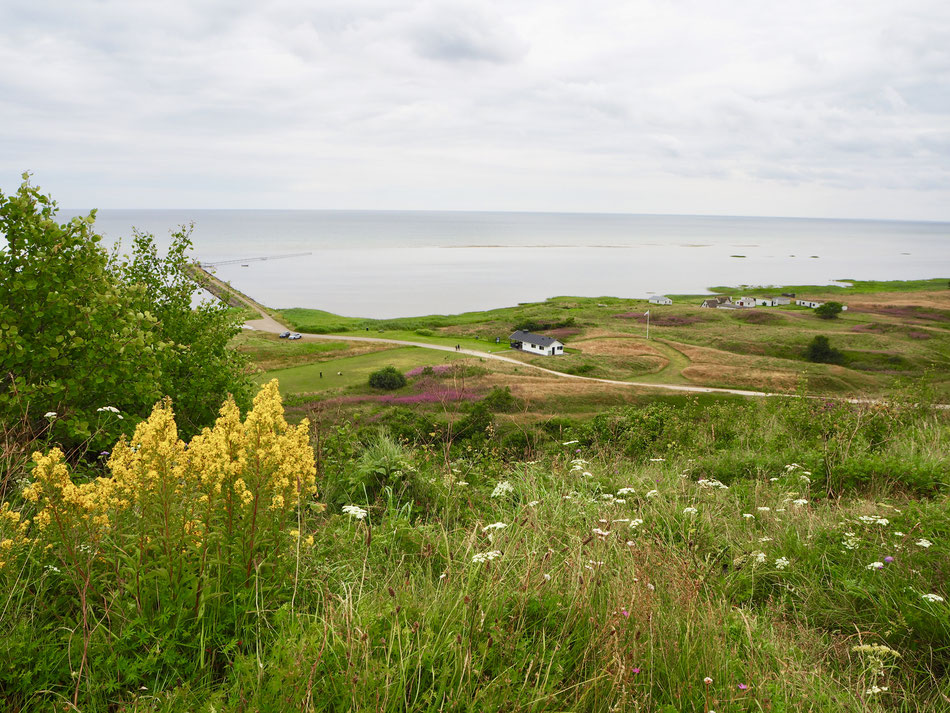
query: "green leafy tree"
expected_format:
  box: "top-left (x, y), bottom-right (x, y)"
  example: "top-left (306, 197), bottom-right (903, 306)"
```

top-left (815, 301), bottom-right (843, 319)
top-left (119, 226), bottom-right (251, 437)
top-left (368, 366), bottom-right (407, 390)
top-left (0, 175), bottom-right (164, 448)
top-left (0, 174), bottom-right (250, 449)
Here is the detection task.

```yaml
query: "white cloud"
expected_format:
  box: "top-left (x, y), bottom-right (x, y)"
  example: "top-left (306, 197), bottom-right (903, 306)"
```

top-left (1, 0), bottom-right (948, 219)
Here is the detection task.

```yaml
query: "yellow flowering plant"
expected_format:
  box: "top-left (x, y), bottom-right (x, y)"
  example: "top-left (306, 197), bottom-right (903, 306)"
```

top-left (13, 380), bottom-right (317, 699)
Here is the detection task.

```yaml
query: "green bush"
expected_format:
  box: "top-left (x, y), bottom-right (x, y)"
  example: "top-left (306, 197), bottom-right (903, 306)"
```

top-left (815, 301), bottom-right (844, 319)
top-left (806, 335), bottom-right (844, 364)
top-left (368, 365), bottom-right (408, 390)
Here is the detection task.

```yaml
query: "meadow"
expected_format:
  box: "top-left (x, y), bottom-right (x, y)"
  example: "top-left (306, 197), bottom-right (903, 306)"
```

top-left (2, 380), bottom-right (947, 712)
top-left (4, 259), bottom-right (950, 711)
top-left (258, 279), bottom-right (950, 403)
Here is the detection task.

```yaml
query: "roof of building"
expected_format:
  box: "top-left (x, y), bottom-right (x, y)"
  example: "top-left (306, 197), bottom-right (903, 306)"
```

top-left (509, 330), bottom-right (562, 347)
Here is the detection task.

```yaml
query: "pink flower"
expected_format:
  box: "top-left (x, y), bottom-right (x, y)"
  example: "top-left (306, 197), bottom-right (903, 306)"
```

top-left (621, 609), bottom-right (630, 618)
top-left (738, 683), bottom-right (749, 690)
top-left (631, 668), bottom-right (641, 674)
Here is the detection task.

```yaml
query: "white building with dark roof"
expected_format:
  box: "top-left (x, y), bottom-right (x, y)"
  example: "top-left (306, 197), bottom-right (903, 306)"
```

top-left (509, 330), bottom-right (564, 356)
top-left (649, 295), bottom-right (673, 305)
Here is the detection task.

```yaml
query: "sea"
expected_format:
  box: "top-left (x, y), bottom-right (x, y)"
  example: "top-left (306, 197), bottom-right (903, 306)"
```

top-left (62, 209), bottom-right (950, 319)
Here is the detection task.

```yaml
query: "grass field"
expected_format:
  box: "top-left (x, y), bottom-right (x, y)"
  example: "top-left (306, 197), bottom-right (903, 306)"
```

top-left (245, 279), bottom-right (950, 407)
top-left (257, 345), bottom-right (470, 394)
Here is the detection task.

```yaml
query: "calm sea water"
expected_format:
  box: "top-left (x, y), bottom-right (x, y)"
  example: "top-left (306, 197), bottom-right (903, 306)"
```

top-left (65, 210), bottom-right (949, 318)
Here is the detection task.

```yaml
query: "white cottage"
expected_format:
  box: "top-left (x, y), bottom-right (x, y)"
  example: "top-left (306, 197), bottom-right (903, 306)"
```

top-left (734, 296), bottom-right (756, 308)
top-left (648, 295), bottom-right (673, 305)
top-left (509, 330), bottom-right (564, 356)
top-left (796, 299), bottom-right (824, 309)
top-left (754, 297), bottom-right (776, 307)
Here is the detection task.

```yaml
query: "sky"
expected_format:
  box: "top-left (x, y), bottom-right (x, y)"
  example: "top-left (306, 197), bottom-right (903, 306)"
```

top-left (1, 0), bottom-right (949, 220)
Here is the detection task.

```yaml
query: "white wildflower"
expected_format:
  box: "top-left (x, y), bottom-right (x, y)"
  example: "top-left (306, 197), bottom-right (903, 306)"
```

top-left (527, 500), bottom-right (540, 507)
top-left (456, 481), bottom-right (469, 486)
top-left (792, 499), bottom-right (808, 506)
top-left (921, 593), bottom-right (944, 603)
top-left (647, 582), bottom-right (655, 591)
top-left (97, 405), bottom-right (120, 413)
top-left (866, 561), bottom-right (885, 570)
top-left (581, 471), bottom-right (593, 478)
top-left (491, 480), bottom-right (514, 498)
top-left (617, 487), bottom-right (636, 495)
top-left (916, 539), bottom-right (933, 548)
top-left (342, 505), bottom-right (368, 520)
top-left (645, 490), bottom-right (659, 498)
top-left (742, 513), bottom-right (755, 519)
top-left (758, 536), bottom-right (773, 543)
top-left (866, 685), bottom-right (888, 695)
top-left (543, 573), bottom-right (551, 581)
top-left (592, 528), bottom-right (611, 539)
top-left (482, 522), bottom-right (507, 532)
top-left (471, 550), bottom-right (502, 564)
top-left (683, 507), bottom-right (698, 515)
top-left (757, 507), bottom-right (771, 512)
top-left (843, 532), bottom-right (860, 550)
top-left (649, 458), bottom-right (665, 462)
top-left (44, 411), bottom-right (57, 419)
top-left (893, 531), bottom-right (905, 537)
top-left (562, 440), bottom-right (579, 445)
top-left (753, 551), bottom-right (766, 564)
top-left (775, 557), bottom-right (789, 570)
top-left (629, 519), bottom-right (644, 529)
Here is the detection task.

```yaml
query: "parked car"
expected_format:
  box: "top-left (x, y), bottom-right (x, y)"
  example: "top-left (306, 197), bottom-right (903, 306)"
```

top-left (278, 331), bottom-right (291, 338)
top-left (288, 333), bottom-right (302, 340)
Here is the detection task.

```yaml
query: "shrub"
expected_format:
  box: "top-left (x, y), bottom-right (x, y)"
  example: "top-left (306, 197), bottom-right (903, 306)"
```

top-left (481, 386), bottom-right (522, 413)
top-left (806, 335), bottom-right (844, 364)
top-left (815, 301), bottom-right (844, 319)
top-left (368, 366), bottom-right (407, 390)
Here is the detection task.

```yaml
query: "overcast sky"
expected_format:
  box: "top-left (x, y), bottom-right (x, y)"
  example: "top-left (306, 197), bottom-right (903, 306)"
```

top-left (1, 0), bottom-right (949, 219)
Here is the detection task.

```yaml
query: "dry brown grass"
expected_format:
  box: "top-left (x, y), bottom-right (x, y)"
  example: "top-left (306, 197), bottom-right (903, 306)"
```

top-left (846, 290), bottom-right (950, 311)
top-left (681, 364), bottom-right (799, 390)
top-left (571, 338), bottom-right (665, 357)
top-left (662, 340), bottom-right (736, 365)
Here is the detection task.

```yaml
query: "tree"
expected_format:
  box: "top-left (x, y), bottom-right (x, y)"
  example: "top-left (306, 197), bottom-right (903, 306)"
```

top-left (0, 175), bottom-right (250, 450)
top-left (119, 226), bottom-right (251, 437)
top-left (0, 175), bottom-right (164, 448)
top-left (806, 335), bottom-right (844, 364)
top-left (368, 366), bottom-right (407, 390)
top-left (815, 301), bottom-right (843, 320)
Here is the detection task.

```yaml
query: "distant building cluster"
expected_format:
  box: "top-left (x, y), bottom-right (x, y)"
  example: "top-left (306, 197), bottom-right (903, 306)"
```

top-left (699, 293), bottom-right (846, 311)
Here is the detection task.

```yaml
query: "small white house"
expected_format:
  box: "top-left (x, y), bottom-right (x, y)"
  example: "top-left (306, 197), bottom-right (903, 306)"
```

top-left (701, 296), bottom-right (732, 308)
top-left (772, 296), bottom-right (792, 305)
top-left (509, 330), bottom-right (564, 356)
top-left (796, 299), bottom-right (824, 309)
top-left (734, 296), bottom-right (757, 308)
top-left (648, 295), bottom-right (673, 305)
top-left (754, 297), bottom-right (776, 307)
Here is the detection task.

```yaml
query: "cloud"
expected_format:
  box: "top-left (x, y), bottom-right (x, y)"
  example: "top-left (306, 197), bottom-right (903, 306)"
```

top-left (0, 0), bottom-right (948, 219)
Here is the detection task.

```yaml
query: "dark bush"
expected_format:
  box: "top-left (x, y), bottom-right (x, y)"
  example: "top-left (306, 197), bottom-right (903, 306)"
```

top-left (368, 366), bottom-right (408, 390)
top-left (815, 302), bottom-right (843, 319)
top-left (482, 386), bottom-right (522, 413)
top-left (806, 335), bottom-right (844, 364)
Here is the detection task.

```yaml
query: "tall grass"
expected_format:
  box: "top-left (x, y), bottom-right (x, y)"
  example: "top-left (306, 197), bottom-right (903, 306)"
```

top-left (1, 386), bottom-right (947, 711)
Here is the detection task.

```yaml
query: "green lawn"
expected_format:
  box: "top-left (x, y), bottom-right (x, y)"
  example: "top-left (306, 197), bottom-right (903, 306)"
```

top-left (257, 346), bottom-right (470, 394)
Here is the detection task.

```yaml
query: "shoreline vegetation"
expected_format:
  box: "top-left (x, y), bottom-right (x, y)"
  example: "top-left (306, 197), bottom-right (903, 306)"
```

top-left (2, 183), bottom-right (948, 712)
